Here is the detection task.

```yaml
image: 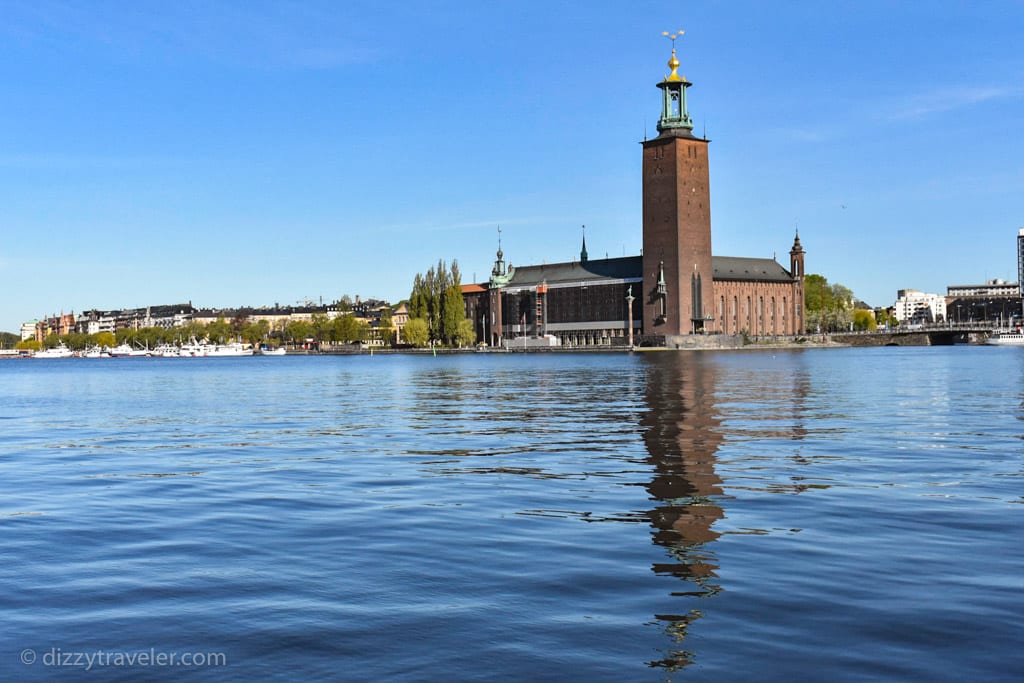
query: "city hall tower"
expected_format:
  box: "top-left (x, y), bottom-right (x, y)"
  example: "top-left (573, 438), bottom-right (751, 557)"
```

top-left (642, 32), bottom-right (715, 335)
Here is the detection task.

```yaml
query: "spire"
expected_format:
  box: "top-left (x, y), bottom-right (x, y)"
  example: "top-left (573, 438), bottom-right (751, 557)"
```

top-left (789, 228), bottom-right (805, 280)
top-left (656, 30), bottom-right (694, 134)
top-left (790, 228), bottom-right (804, 254)
top-left (489, 225), bottom-right (510, 288)
top-left (580, 225), bottom-right (588, 263)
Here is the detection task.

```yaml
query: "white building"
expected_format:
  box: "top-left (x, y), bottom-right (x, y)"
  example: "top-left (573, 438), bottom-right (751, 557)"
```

top-left (20, 320), bottom-right (38, 341)
top-left (894, 289), bottom-right (947, 324)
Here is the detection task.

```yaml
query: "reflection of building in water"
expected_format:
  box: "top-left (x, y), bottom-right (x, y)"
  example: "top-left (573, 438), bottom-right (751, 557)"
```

top-left (640, 352), bottom-right (725, 671)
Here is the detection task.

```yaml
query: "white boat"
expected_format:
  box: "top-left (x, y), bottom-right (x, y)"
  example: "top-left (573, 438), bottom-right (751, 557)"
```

top-left (179, 339), bottom-right (208, 357)
top-left (153, 343), bottom-right (183, 357)
top-left (34, 343), bottom-right (74, 359)
top-left (204, 342), bottom-right (254, 357)
top-left (259, 347), bottom-right (287, 356)
top-left (82, 346), bottom-right (110, 358)
top-left (109, 342), bottom-right (151, 357)
top-left (986, 329), bottom-right (1024, 346)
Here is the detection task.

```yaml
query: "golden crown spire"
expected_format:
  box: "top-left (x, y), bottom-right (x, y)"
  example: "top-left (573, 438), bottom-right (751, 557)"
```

top-left (662, 30), bottom-right (685, 81)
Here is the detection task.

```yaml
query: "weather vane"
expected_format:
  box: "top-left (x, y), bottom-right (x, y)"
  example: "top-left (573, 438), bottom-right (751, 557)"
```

top-left (662, 30), bottom-right (685, 47)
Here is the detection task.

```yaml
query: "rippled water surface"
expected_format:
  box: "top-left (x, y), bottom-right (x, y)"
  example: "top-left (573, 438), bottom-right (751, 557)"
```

top-left (2, 348), bottom-right (1022, 681)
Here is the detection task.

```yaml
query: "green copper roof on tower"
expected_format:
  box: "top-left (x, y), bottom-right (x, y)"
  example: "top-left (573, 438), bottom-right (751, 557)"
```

top-left (656, 31), bottom-right (694, 134)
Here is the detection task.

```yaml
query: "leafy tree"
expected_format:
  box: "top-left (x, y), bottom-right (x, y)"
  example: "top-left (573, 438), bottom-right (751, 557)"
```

top-left (804, 274), bottom-right (855, 332)
top-left (0, 331), bottom-right (19, 348)
top-left (409, 274), bottom-right (427, 320)
top-left (241, 320), bottom-right (270, 346)
top-left (378, 308), bottom-right (394, 346)
top-left (310, 313), bottom-right (331, 342)
top-left (42, 333), bottom-right (60, 349)
top-left (852, 309), bottom-right (877, 331)
top-left (16, 339), bottom-right (41, 351)
top-left (286, 319), bottom-right (313, 343)
top-left (206, 317), bottom-right (233, 344)
top-left (456, 318), bottom-right (476, 348)
top-left (333, 314), bottom-right (363, 343)
top-left (875, 310), bottom-right (897, 328)
top-left (93, 332), bottom-right (116, 348)
top-left (403, 317), bottom-right (429, 347)
top-left (442, 262), bottom-right (464, 344)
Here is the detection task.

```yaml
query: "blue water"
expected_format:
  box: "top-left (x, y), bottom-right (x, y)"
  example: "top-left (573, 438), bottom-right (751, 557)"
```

top-left (1, 348), bottom-right (1021, 681)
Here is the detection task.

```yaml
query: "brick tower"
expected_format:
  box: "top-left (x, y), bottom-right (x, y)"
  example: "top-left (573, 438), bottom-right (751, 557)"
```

top-left (642, 33), bottom-right (715, 336)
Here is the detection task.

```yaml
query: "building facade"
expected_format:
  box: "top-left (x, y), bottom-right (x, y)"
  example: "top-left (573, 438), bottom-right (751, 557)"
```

top-left (894, 289), bottom-right (947, 323)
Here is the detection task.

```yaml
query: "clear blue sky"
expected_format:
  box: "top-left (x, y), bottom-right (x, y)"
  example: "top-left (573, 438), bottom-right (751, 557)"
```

top-left (2, 1), bottom-right (1022, 333)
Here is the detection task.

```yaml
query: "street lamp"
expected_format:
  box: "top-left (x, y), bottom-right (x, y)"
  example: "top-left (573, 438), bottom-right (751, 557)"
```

top-left (626, 286), bottom-right (635, 349)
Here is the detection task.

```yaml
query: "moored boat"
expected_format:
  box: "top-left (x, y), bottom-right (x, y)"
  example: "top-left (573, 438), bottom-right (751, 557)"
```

top-left (986, 329), bottom-right (1024, 346)
top-left (204, 342), bottom-right (254, 357)
top-left (33, 343), bottom-right (74, 359)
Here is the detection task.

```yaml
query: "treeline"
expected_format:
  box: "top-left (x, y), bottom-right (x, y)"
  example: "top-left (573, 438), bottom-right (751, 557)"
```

top-left (17, 311), bottom-right (393, 352)
top-left (406, 259), bottom-right (475, 347)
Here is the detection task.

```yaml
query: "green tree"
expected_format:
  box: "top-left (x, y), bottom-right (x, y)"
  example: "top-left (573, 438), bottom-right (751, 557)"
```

top-left (310, 313), bottom-right (331, 342)
top-left (242, 320), bottom-right (270, 346)
top-left (852, 309), bottom-right (877, 331)
top-left (441, 261), bottom-right (464, 345)
top-left (93, 331), bottom-right (116, 348)
top-left (286, 319), bottom-right (313, 343)
top-left (404, 317), bottom-right (429, 347)
top-left (456, 318), bottom-right (476, 347)
top-left (409, 274), bottom-right (427, 320)
top-left (16, 339), bottom-right (41, 351)
top-left (378, 308), bottom-right (394, 346)
top-left (333, 314), bottom-right (361, 343)
top-left (206, 317), bottom-right (233, 343)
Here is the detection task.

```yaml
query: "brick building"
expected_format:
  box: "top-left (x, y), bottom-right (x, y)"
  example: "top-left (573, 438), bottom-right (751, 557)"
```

top-left (466, 39), bottom-right (805, 346)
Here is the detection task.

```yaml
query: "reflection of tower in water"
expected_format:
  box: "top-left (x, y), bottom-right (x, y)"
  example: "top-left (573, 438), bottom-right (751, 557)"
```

top-left (640, 352), bottom-right (725, 671)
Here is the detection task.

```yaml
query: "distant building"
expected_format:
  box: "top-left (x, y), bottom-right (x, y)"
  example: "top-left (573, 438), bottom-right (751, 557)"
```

top-left (946, 278), bottom-right (1022, 324)
top-left (947, 279), bottom-right (1019, 298)
top-left (20, 320), bottom-right (38, 341)
top-left (894, 289), bottom-right (946, 324)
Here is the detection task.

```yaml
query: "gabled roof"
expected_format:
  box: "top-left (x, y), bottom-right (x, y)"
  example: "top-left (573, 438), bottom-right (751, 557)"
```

top-left (496, 253), bottom-right (795, 288)
top-left (712, 256), bottom-right (794, 283)
top-left (508, 256), bottom-right (642, 287)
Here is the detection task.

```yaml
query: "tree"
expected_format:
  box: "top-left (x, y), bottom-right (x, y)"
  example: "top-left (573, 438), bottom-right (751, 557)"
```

top-left (16, 339), bottom-right (41, 351)
top-left (310, 313), bottom-right (331, 342)
top-left (332, 314), bottom-right (362, 343)
top-left (206, 317), bottom-right (233, 343)
top-left (852, 309), bottom-right (877, 331)
top-left (456, 318), bottom-right (476, 348)
top-left (285, 319), bottom-right (313, 344)
top-left (241, 320), bottom-right (270, 346)
top-left (404, 317), bottom-right (429, 347)
top-left (378, 308), bottom-right (394, 346)
top-left (409, 274), bottom-right (427, 320)
top-left (93, 331), bottom-right (116, 348)
top-left (0, 332), bottom-right (19, 348)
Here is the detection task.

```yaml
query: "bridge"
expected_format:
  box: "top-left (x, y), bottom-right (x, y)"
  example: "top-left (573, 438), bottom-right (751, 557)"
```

top-left (830, 321), bottom-right (1004, 346)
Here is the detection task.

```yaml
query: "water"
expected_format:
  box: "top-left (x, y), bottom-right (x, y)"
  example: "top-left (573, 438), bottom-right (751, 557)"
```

top-left (1, 348), bottom-right (1021, 682)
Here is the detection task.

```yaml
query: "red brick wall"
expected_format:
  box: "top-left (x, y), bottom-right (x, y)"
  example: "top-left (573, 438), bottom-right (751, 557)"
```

top-left (641, 134), bottom-right (715, 334)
